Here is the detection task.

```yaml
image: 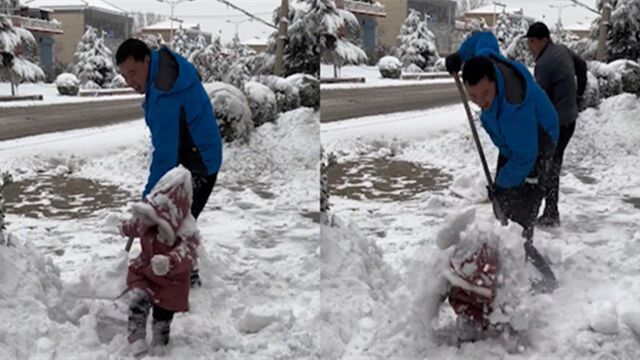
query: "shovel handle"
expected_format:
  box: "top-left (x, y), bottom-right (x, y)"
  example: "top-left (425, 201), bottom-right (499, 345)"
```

top-left (124, 236), bottom-right (134, 252)
top-left (452, 73), bottom-right (494, 187)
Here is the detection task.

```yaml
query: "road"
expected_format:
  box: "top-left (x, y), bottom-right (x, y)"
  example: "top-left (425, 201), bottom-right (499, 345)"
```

top-left (320, 82), bottom-right (460, 122)
top-left (0, 98), bottom-right (143, 141)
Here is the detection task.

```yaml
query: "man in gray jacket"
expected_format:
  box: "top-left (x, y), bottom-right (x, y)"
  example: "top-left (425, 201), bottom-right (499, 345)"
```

top-left (526, 22), bottom-right (587, 227)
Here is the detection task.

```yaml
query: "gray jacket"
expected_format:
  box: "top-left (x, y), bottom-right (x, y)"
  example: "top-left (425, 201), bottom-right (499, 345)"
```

top-left (534, 42), bottom-right (587, 126)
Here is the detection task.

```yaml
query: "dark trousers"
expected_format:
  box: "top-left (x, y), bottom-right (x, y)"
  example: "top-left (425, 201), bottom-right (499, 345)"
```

top-left (128, 290), bottom-right (175, 346)
top-left (495, 155), bottom-right (546, 240)
top-left (191, 172), bottom-right (218, 219)
top-left (542, 122), bottom-right (576, 217)
top-left (189, 172), bottom-right (217, 279)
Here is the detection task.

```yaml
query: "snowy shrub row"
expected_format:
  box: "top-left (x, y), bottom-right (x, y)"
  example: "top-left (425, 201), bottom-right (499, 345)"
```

top-left (206, 73), bottom-right (319, 143)
top-left (583, 60), bottom-right (640, 109)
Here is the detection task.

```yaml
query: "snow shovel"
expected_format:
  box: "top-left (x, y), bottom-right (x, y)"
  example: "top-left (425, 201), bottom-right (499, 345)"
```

top-left (452, 73), bottom-right (557, 293)
top-left (452, 73), bottom-right (507, 225)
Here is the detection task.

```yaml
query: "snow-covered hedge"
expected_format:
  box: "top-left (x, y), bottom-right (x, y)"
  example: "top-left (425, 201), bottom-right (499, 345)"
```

top-left (405, 63), bottom-right (424, 73)
top-left (607, 59), bottom-right (640, 95)
top-left (587, 61), bottom-right (622, 101)
top-left (252, 75), bottom-right (300, 113)
top-left (55, 73), bottom-right (80, 96)
top-left (286, 73), bottom-right (319, 110)
top-left (204, 82), bottom-right (253, 143)
top-left (378, 56), bottom-right (402, 79)
top-left (81, 80), bottom-right (101, 90)
top-left (581, 71), bottom-right (601, 110)
top-left (109, 74), bottom-right (128, 89)
top-left (432, 57), bottom-right (446, 72)
top-left (243, 81), bottom-right (278, 127)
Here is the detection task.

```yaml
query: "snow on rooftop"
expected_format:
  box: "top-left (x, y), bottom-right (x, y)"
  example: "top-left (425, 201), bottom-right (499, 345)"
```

top-left (141, 19), bottom-right (200, 31)
top-left (25, 0), bottom-right (127, 16)
top-left (464, 0), bottom-right (598, 30)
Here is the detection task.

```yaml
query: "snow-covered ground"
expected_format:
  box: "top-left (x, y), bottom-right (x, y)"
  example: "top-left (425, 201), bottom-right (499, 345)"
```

top-left (0, 82), bottom-right (142, 108)
top-left (321, 94), bottom-right (640, 358)
top-left (0, 108), bottom-right (319, 358)
top-left (320, 64), bottom-right (453, 90)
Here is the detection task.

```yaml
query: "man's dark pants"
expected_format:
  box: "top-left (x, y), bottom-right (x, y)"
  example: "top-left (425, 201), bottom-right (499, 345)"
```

top-left (541, 122), bottom-right (576, 219)
top-left (189, 172), bottom-right (218, 287)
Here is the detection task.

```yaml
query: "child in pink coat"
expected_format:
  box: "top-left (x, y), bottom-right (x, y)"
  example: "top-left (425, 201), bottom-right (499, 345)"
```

top-left (120, 166), bottom-right (200, 355)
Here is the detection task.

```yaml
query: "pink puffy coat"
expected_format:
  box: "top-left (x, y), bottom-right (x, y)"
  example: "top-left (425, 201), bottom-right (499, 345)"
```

top-left (122, 167), bottom-right (200, 312)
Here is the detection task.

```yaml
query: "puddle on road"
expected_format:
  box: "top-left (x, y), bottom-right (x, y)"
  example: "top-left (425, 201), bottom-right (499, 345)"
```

top-left (328, 158), bottom-right (451, 201)
top-left (3, 175), bottom-right (129, 219)
top-left (227, 181), bottom-right (276, 200)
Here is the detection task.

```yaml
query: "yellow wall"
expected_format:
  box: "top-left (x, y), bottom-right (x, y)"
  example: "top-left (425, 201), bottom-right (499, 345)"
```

top-left (51, 12), bottom-right (85, 66)
top-left (377, 0), bottom-right (408, 49)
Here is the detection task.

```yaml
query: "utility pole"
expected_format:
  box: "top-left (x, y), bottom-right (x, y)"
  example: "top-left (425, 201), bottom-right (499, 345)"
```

top-left (596, 0), bottom-right (612, 61)
top-left (549, 3), bottom-right (575, 29)
top-left (274, 0), bottom-right (288, 76)
top-left (156, 0), bottom-right (194, 48)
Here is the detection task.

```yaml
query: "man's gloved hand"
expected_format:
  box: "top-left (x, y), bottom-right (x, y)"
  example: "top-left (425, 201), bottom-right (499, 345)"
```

top-left (151, 254), bottom-right (171, 276)
top-left (445, 53), bottom-right (462, 74)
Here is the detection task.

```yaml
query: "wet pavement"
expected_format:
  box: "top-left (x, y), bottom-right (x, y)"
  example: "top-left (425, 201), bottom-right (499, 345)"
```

top-left (327, 157), bottom-right (451, 201)
top-left (3, 175), bottom-right (130, 219)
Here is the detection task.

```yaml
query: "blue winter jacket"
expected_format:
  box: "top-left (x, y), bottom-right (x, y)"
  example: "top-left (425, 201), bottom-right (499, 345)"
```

top-left (458, 32), bottom-right (559, 188)
top-left (142, 48), bottom-right (222, 197)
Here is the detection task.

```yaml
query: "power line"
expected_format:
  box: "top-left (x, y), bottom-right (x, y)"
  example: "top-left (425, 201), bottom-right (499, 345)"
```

top-left (212, 0), bottom-right (277, 29)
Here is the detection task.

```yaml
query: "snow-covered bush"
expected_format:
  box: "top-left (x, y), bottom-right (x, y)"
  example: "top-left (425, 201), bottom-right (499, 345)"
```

top-left (189, 36), bottom-right (229, 82)
top-left (252, 75), bottom-right (300, 113)
top-left (109, 74), bottom-right (128, 89)
top-left (224, 60), bottom-right (252, 90)
top-left (81, 80), bottom-right (101, 90)
top-left (204, 82), bottom-right (253, 143)
top-left (581, 71), bottom-right (601, 110)
top-left (55, 73), bottom-right (80, 96)
top-left (432, 57), bottom-right (446, 72)
top-left (607, 59), bottom-right (640, 95)
top-left (286, 73), bottom-right (319, 109)
top-left (378, 56), bottom-right (402, 79)
top-left (243, 81), bottom-right (277, 127)
top-left (405, 63), bottom-right (423, 73)
top-left (588, 61), bottom-right (624, 99)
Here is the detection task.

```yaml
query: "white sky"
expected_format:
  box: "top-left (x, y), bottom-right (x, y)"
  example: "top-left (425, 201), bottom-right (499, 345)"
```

top-left (108, 0), bottom-right (281, 43)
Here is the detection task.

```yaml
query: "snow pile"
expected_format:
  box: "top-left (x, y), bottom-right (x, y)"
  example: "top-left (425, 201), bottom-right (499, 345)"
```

top-left (204, 81), bottom-right (254, 143)
top-left (243, 81), bottom-right (277, 127)
top-left (221, 107), bottom-right (319, 192)
top-left (606, 59), bottom-right (640, 95)
top-left (588, 61), bottom-right (624, 99)
top-left (320, 215), bottom-right (397, 359)
top-left (377, 56), bottom-right (402, 79)
top-left (0, 236), bottom-right (70, 359)
top-left (569, 93), bottom-right (640, 193)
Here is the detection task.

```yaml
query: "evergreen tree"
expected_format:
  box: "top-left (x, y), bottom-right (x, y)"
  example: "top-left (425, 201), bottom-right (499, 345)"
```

top-left (314, 0), bottom-right (367, 69)
top-left (395, 8), bottom-right (439, 71)
top-left (607, 0), bottom-right (640, 61)
top-left (73, 26), bottom-right (116, 87)
top-left (0, 14), bottom-right (44, 95)
top-left (189, 34), bottom-right (229, 82)
top-left (172, 26), bottom-right (194, 58)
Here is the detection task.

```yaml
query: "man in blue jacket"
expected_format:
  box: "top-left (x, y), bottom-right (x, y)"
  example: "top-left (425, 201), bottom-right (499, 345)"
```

top-left (446, 32), bottom-right (559, 291)
top-left (116, 38), bottom-right (223, 287)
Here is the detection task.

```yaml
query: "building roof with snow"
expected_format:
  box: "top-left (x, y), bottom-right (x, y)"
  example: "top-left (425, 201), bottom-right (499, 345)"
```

top-left (24, 0), bottom-right (127, 16)
top-left (464, 0), bottom-right (597, 31)
top-left (141, 19), bottom-right (202, 32)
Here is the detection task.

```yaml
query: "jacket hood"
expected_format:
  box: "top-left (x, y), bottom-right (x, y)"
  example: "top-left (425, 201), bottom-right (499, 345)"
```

top-left (131, 166), bottom-right (196, 246)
